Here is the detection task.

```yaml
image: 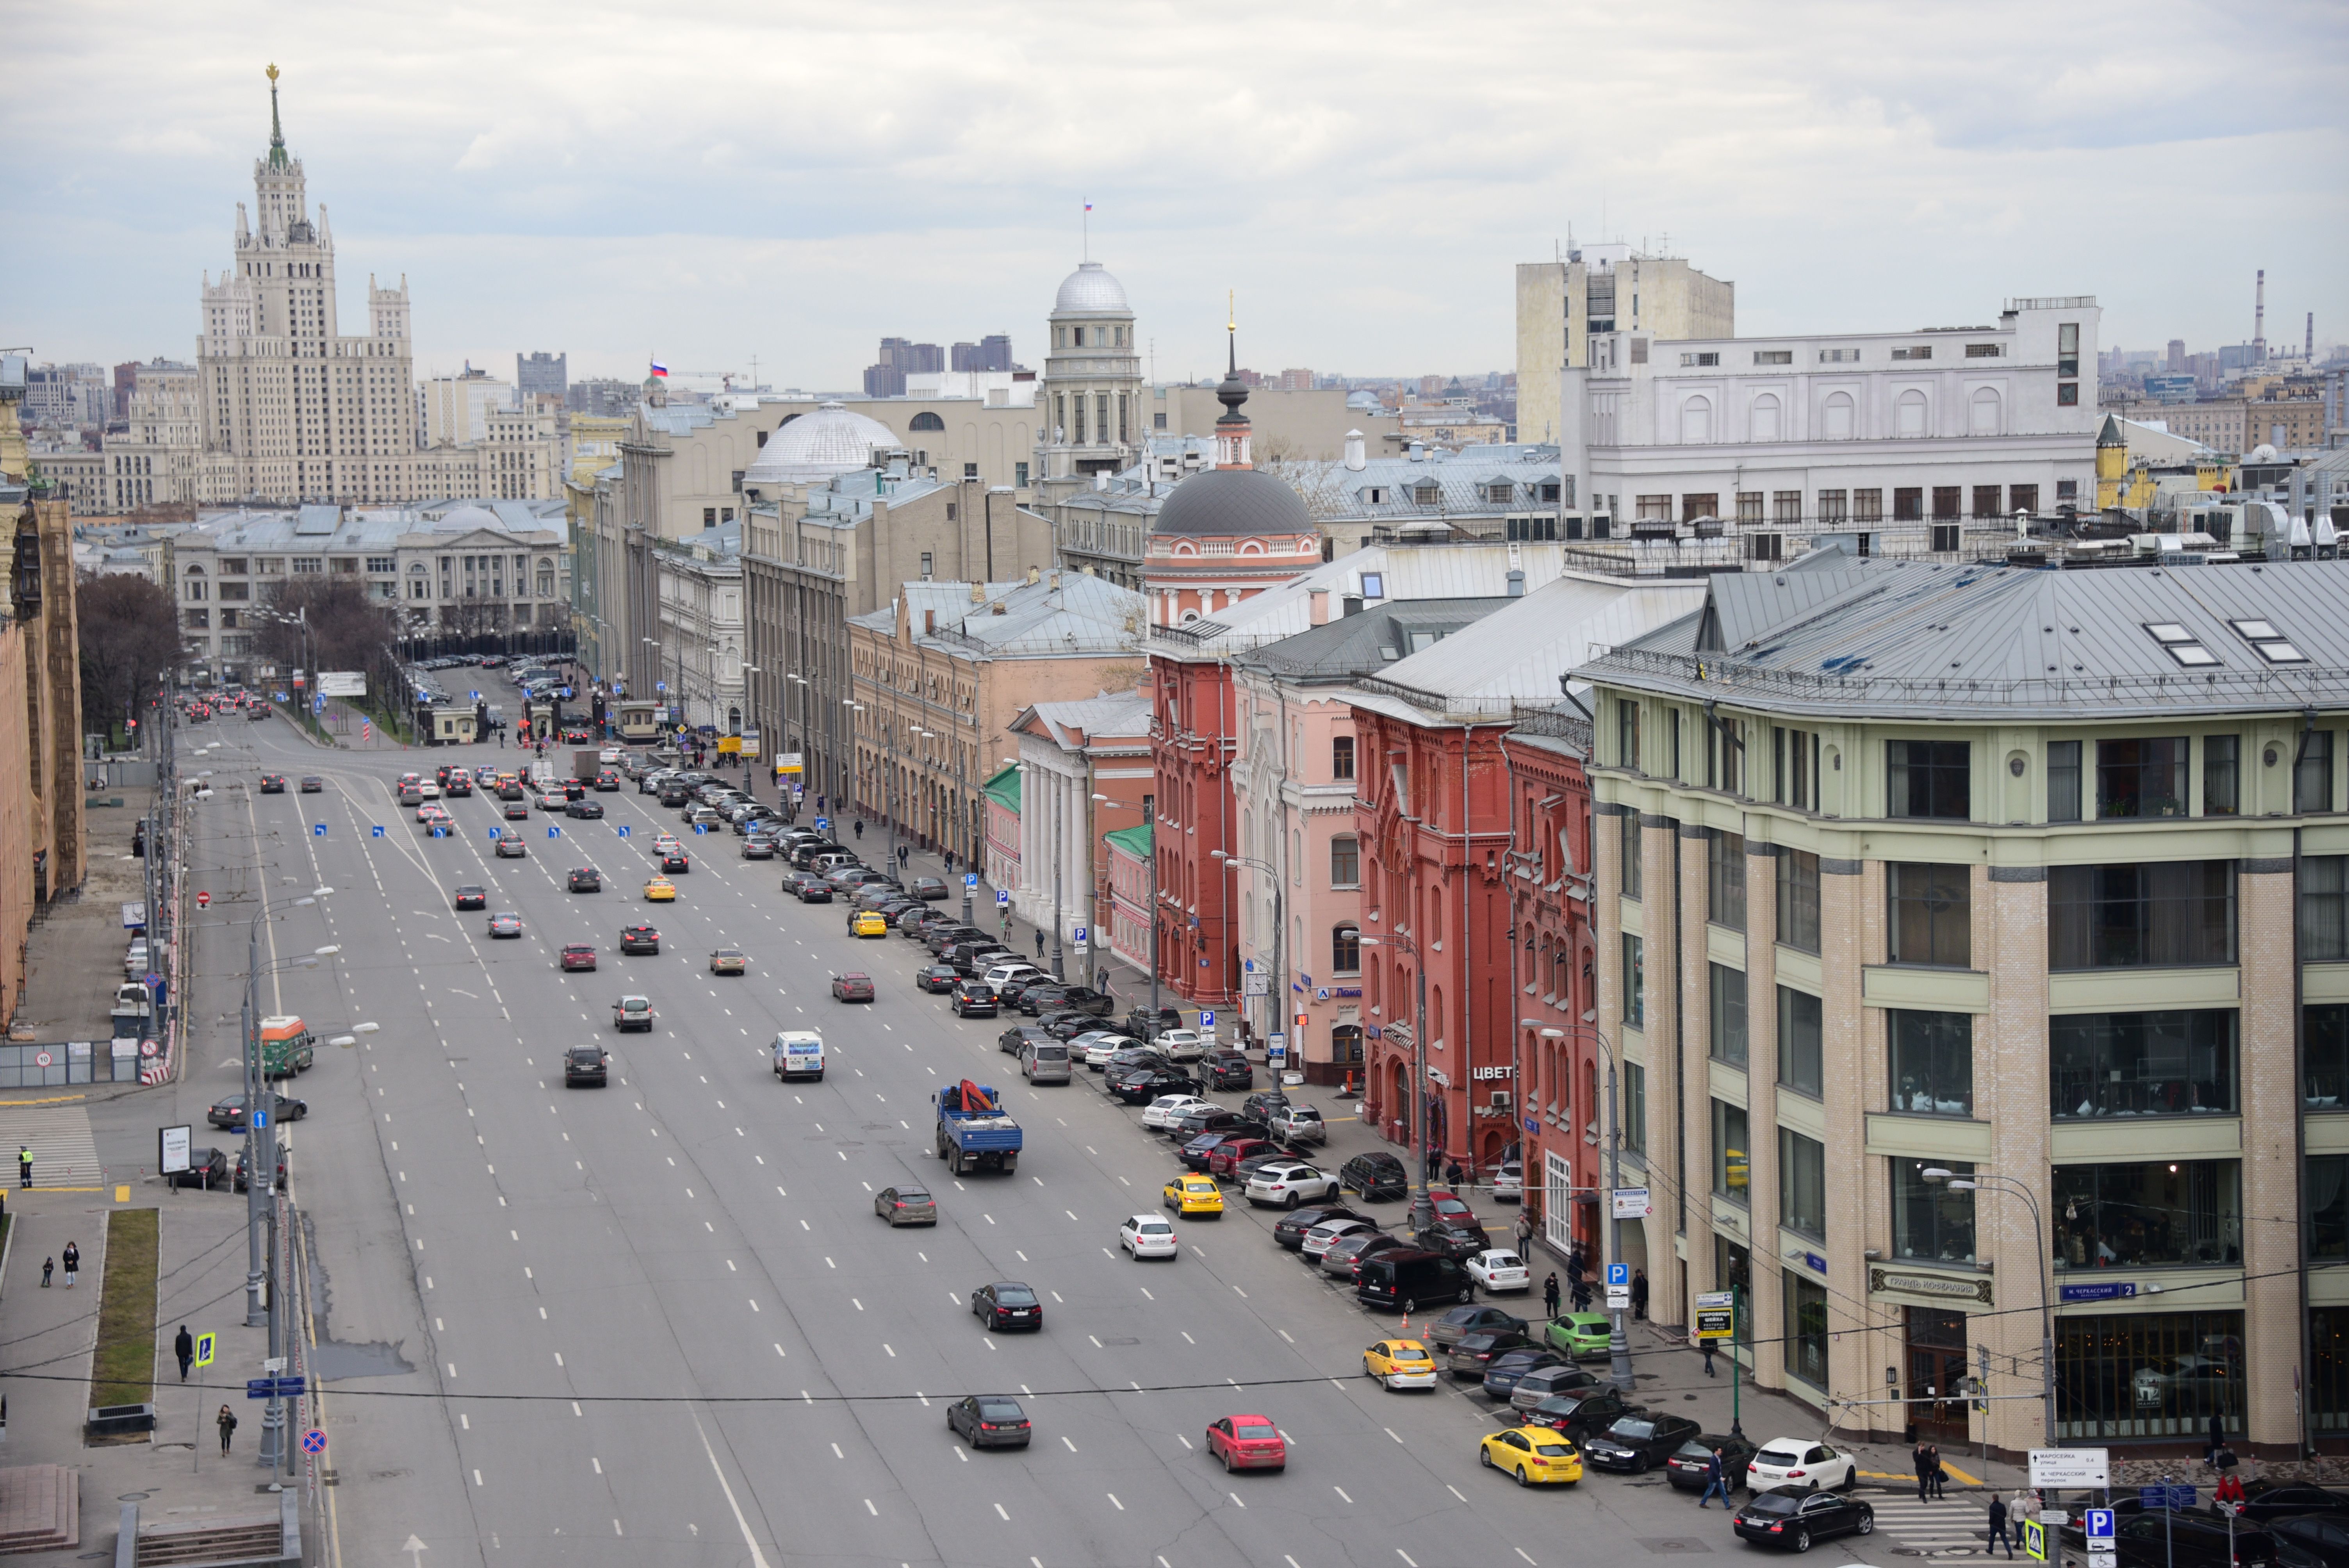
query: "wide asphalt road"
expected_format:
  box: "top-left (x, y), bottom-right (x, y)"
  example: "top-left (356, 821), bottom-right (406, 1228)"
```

top-left (183, 700), bottom-right (1796, 1568)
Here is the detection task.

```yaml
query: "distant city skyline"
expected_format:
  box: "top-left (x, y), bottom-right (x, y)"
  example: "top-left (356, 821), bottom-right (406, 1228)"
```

top-left (4, 1), bottom-right (2342, 389)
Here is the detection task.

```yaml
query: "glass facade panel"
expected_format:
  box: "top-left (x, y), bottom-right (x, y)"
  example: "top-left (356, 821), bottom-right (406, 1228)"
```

top-left (2310, 1155), bottom-right (2348, 1262)
top-left (2054, 1310), bottom-right (2243, 1441)
top-left (2311, 1004), bottom-right (2349, 1109)
top-left (1776, 848), bottom-right (1820, 953)
top-left (1713, 1099), bottom-right (1748, 1200)
top-left (1709, 963), bottom-right (1747, 1068)
top-left (1888, 862), bottom-right (1971, 967)
top-left (1620, 813), bottom-right (1641, 901)
top-left (2049, 861), bottom-right (2237, 970)
top-left (1890, 1011), bottom-right (1973, 1116)
top-left (1622, 935), bottom-right (1644, 1029)
top-left (2049, 1010), bottom-right (2237, 1119)
top-left (1779, 1128), bottom-right (1825, 1237)
top-left (1777, 987), bottom-right (1822, 1098)
top-left (1892, 1156), bottom-right (1975, 1264)
top-left (2303, 856), bottom-right (2349, 962)
top-left (1708, 830), bottom-right (1746, 930)
top-left (1888, 739), bottom-right (1970, 820)
top-left (2052, 1160), bottom-right (2242, 1270)
top-left (2096, 737), bottom-right (2190, 819)
top-left (1623, 1061), bottom-right (1646, 1154)
top-left (1784, 1274), bottom-right (1828, 1388)
top-left (2202, 736), bottom-right (2239, 816)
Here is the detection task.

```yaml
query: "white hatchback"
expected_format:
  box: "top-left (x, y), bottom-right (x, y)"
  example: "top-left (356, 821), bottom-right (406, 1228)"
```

top-left (1466, 1248), bottom-right (1532, 1292)
top-left (1244, 1161), bottom-right (1341, 1208)
top-left (1141, 1094), bottom-right (1217, 1131)
top-left (1744, 1437), bottom-right (1857, 1492)
top-left (1118, 1214), bottom-right (1179, 1260)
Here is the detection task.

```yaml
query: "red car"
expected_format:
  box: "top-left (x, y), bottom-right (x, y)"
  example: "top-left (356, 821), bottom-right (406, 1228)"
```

top-left (1205, 1414), bottom-right (1286, 1473)
top-left (559, 944), bottom-right (598, 972)
top-left (831, 971), bottom-right (875, 1001)
top-left (1207, 1138), bottom-right (1275, 1179)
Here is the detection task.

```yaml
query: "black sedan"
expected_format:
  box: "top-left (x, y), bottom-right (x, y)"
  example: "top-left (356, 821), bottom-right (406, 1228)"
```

top-left (502, 799), bottom-right (531, 820)
top-left (917, 963), bottom-right (961, 993)
top-left (567, 867), bottom-right (602, 892)
top-left (618, 924), bottom-right (661, 955)
top-left (565, 798), bottom-right (605, 819)
top-left (452, 886), bottom-right (487, 910)
top-left (1413, 1222), bottom-right (1491, 1263)
top-left (206, 1092), bottom-right (308, 1130)
top-left (946, 1394), bottom-right (1030, 1449)
top-left (1447, 1328), bottom-right (1533, 1378)
top-left (166, 1147), bottom-right (233, 1189)
top-left (1038, 1012), bottom-right (1097, 1042)
top-left (259, 774), bottom-right (287, 793)
top-left (1731, 1488), bottom-right (1874, 1553)
top-left (1582, 1412), bottom-right (1704, 1473)
top-left (970, 1282), bottom-right (1042, 1332)
top-left (563, 1045), bottom-right (610, 1086)
top-left (1113, 1070), bottom-right (1203, 1105)
top-left (786, 875), bottom-right (833, 904)
top-left (299, 776), bottom-right (323, 793)
top-left (2230, 1481), bottom-right (2349, 1526)
top-left (1515, 1387), bottom-right (1638, 1442)
top-left (1664, 1433), bottom-right (1758, 1493)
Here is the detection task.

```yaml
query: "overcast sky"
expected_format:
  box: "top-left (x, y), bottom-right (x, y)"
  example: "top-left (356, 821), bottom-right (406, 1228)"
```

top-left (7, 0), bottom-right (2343, 390)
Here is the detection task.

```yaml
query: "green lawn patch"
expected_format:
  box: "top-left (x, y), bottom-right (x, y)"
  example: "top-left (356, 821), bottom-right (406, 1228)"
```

top-left (89, 1208), bottom-right (160, 1409)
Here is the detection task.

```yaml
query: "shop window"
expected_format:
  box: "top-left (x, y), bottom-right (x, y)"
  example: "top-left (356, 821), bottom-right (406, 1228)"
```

top-left (1888, 739), bottom-right (1969, 820)
top-left (2054, 1310), bottom-right (2242, 1441)
top-left (2319, 1309), bottom-right (2349, 1433)
top-left (1709, 964), bottom-right (1747, 1068)
top-left (1622, 935), bottom-right (1644, 1029)
top-left (2050, 1010), bottom-right (2237, 1119)
top-left (1711, 1099), bottom-right (1749, 1201)
top-left (1887, 862), bottom-right (1971, 967)
top-left (1784, 1274), bottom-right (1828, 1388)
top-left (2310, 1004), bottom-right (2349, 1109)
top-left (2050, 861), bottom-right (2237, 970)
top-left (2098, 737), bottom-right (2190, 818)
top-left (1707, 829), bottom-right (1746, 930)
top-left (1890, 1011), bottom-right (1973, 1117)
top-left (1777, 987), bottom-right (1822, 1098)
top-left (1779, 1129), bottom-right (1825, 1237)
top-left (2052, 1160), bottom-right (2242, 1269)
top-left (1892, 1157), bottom-right (1976, 1264)
top-left (1776, 848), bottom-right (1819, 953)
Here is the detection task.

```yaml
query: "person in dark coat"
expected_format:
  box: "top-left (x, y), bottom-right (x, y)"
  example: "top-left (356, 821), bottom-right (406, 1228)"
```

top-left (1987, 1492), bottom-right (2015, 1558)
top-left (1631, 1269), bottom-right (1649, 1320)
top-left (217, 1405), bottom-right (237, 1454)
top-left (1543, 1272), bottom-right (1561, 1319)
top-left (1914, 1441), bottom-right (1934, 1502)
top-left (2206, 1411), bottom-right (2227, 1466)
top-left (1928, 1443), bottom-right (1947, 1498)
top-left (1698, 1445), bottom-right (1731, 1508)
top-left (61, 1241), bottom-right (79, 1288)
top-left (175, 1326), bottom-right (195, 1382)
top-left (1571, 1274), bottom-right (1593, 1313)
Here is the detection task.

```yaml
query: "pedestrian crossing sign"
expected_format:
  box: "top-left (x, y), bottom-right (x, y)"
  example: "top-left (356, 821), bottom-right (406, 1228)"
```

top-left (2022, 1519), bottom-right (2046, 1561)
top-left (194, 1332), bottom-right (216, 1369)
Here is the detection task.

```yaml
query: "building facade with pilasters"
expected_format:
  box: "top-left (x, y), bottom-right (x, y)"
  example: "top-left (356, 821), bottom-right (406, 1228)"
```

top-left (1581, 556), bottom-right (2347, 1461)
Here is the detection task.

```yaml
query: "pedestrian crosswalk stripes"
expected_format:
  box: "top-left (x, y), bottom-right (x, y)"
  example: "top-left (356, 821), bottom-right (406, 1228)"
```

top-left (1870, 1495), bottom-right (2014, 1561)
top-left (0, 1102), bottom-right (105, 1188)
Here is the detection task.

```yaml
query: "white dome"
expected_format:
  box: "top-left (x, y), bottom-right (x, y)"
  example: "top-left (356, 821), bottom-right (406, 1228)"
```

top-left (1054, 261), bottom-right (1130, 315)
top-left (742, 401), bottom-right (903, 488)
top-left (437, 504), bottom-right (501, 532)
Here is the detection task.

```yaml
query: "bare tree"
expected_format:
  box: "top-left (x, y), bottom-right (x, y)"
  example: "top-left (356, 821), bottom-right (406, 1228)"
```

top-left (77, 571), bottom-right (184, 741)
top-left (249, 574), bottom-right (399, 681)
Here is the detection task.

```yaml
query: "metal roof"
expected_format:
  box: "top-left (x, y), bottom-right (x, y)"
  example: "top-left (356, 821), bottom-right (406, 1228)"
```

top-left (1232, 596), bottom-right (1513, 682)
top-left (1014, 691), bottom-right (1151, 749)
top-left (854, 574), bottom-right (1148, 659)
top-left (1583, 557), bottom-right (2349, 720)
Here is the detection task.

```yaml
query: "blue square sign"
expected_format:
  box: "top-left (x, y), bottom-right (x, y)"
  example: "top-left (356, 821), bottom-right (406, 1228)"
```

top-left (371, 825), bottom-right (384, 838)
top-left (1607, 1262), bottom-right (1631, 1288)
top-left (547, 826), bottom-right (561, 838)
top-left (965, 873), bottom-right (978, 889)
top-left (2085, 1510), bottom-right (2114, 1541)
top-left (312, 823), bottom-right (327, 837)
top-left (616, 825), bottom-right (631, 838)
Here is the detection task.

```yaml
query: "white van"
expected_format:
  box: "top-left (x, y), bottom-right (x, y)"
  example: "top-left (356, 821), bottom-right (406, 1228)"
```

top-left (773, 1030), bottom-right (825, 1081)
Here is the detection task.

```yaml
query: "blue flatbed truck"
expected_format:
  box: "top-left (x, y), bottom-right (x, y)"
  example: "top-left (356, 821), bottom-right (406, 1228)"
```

top-left (934, 1081), bottom-right (1021, 1174)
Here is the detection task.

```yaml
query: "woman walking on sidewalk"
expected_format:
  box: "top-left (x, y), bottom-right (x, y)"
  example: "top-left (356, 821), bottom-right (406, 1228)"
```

top-left (217, 1405), bottom-right (238, 1454)
top-left (61, 1241), bottom-right (78, 1288)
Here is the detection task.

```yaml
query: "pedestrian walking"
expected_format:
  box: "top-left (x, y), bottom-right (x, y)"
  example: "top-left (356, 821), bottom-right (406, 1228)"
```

top-left (1987, 1492), bottom-right (2016, 1559)
top-left (1445, 1158), bottom-right (1463, 1188)
top-left (61, 1241), bottom-right (78, 1288)
top-left (1697, 1445), bottom-right (1731, 1509)
top-left (897, 844), bottom-right (910, 869)
top-left (1913, 1441), bottom-right (1934, 1502)
top-left (217, 1405), bottom-right (238, 1454)
top-left (39, 1256), bottom-right (52, 1288)
top-left (853, 820), bottom-right (864, 841)
top-left (1631, 1268), bottom-right (1649, 1320)
top-left (943, 850), bottom-right (955, 875)
top-left (1543, 1272), bottom-right (1561, 1319)
top-left (1700, 1334), bottom-right (1717, 1377)
top-left (1928, 1443), bottom-right (1946, 1499)
top-left (1571, 1276), bottom-right (1593, 1313)
top-left (1565, 1246), bottom-right (1584, 1292)
top-left (175, 1325), bottom-right (195, 1382)
top-left (1034, 930), bottom-right (1046, 962)
top-left (17, 1144), bottom-right (29, 1188)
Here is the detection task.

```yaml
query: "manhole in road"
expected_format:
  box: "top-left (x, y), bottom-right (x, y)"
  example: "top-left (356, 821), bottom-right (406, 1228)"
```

top-left (1636, 1539), bottom-right (1711, 1554)
top-left (116, 1493), bottom-right (150, 1502)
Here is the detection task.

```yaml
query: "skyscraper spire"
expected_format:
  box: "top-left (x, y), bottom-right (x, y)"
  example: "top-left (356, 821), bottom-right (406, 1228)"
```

top-left (265, 63), bottom-right (291, 172)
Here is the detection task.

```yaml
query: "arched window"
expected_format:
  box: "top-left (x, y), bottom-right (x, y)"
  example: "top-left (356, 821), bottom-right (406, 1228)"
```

top-left (1969, 386), bottom-right (2003, 435)
top-left (1896, 388), bottom-right (1929, 437)
top-left (1680, 396), bottom-right (1712, 444)
top-left (909, 411), bottom-right (945, 432)
top-left (1821, 392), bottom-right (1855, 440)
top-left (1750, 393), bottom-right (1782, 443)
top-left (1332, 925), bottom-right (1360, 974)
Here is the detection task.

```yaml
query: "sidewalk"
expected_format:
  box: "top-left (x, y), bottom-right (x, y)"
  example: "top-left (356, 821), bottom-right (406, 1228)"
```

top-left (0, 1190), bottom-right (296, 1557)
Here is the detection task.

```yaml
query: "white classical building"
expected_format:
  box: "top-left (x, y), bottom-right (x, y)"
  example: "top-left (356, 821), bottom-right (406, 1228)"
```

top-left (1559, 296), bottom-right (2103, 551)
top-left (652, 524), bottom-right (747, 733)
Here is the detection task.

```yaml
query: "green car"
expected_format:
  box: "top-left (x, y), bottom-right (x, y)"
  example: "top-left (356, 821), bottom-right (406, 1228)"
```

top-left (1545, 1311), bottom-right (1614, 1359)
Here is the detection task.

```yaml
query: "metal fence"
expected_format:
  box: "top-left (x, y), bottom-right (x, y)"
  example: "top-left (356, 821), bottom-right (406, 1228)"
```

top-left (0, 1041), bottom-right (145, 1088)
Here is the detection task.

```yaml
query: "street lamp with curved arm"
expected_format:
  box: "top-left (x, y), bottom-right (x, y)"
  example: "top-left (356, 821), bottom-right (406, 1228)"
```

top-left (1925, 1167), bottom-right (2057, 1445)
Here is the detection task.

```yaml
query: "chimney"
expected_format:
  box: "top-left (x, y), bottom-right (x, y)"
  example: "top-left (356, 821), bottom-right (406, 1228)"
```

top-left (1309, 588), bottom-right (1330, 625)
top-left (1343, 429), bottom-right (1367, 471)
top-left (1506, 568), bottom-right (1525, 597)
top-left (1408, 441), bottom-right (1426, 462)
top-left (1094, 471), bottom-right (1109, 491)
top-left (1026, 565), bottom-right (1040, 585)
top-left (1049, 570), bottom-right (1061, 590)
top-left (2254, 269), bottom-right (2267, 363)
top-left (970, 581), bottom-right (984, 603)
top-left (992, 599), bottom-right (1007, 615)
top-left (1341, 594), bottom-right (1364, 617)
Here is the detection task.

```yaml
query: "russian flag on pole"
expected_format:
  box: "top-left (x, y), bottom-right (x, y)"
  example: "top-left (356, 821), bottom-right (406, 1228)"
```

top-left (650, 361), bottom-right (669, 378)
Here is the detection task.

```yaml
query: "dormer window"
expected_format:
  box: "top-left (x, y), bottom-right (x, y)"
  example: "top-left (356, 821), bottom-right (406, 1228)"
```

top-left (2145, 622), bottom-right (2218, 667)
top-left (2229, 618), bottom-right (2307, 664)
top-left (1411, 481), bottom-right (1439, 505)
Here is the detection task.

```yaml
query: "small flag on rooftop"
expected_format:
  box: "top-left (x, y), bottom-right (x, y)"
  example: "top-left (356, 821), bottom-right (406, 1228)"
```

top-left (650, 361), bottom-right (669, 378)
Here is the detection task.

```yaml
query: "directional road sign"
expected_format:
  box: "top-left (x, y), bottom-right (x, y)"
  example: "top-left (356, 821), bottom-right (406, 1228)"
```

top-left (246, 1376), bottom-right (307, 1399)
top-left (617, 825), bottom-right (631, 838)
top-left (371, 825), bottom-right (384, 837)
top-left (547, 826), bottom-right (561, 837)
top-left (312, 823), bottom-right (327, 837)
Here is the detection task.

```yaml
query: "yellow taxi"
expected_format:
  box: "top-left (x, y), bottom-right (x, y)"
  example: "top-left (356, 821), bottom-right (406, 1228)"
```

top-left (642, 877), bottom-right (678, 902)
top-left (1362, 1338), bottom-right (1439, 1390)
top-left (850, 911), bottom-right (888, 937)
top-left (1162, 1174), bottom-right (1224, 1217)
top-left (1479, 1427), bottom-right (1583, 1486)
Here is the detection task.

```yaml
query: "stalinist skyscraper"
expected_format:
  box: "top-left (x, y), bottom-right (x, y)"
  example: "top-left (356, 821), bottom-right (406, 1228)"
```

top-left (195, 66), bottom-right (424, 504)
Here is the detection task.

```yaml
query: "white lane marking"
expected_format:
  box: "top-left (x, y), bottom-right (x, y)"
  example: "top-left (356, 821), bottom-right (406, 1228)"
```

top-left (1334, 1485), bottom-right (1353, 1504)
top-left (993, 1504), bottom-right (1009, 1521)
top-left (1107, 1493), bottom-right (1124, 1510)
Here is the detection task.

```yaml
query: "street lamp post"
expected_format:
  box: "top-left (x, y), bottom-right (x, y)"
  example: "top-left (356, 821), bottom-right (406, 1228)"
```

top-left (1212, 850), bottom-right (1282, 1067)
top-left (1144, 792), bottom-right (1160, 1021)
top-left (1356, 932), bottom-right (1432, 1196)
top-left (842, 701), bottom-right (863, 821)
top-left (1925, 1167), bottom-right (2057, 1446)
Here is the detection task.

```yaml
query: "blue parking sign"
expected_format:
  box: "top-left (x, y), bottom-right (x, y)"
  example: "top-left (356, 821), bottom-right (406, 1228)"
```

top-left (2085, 1510), bottom-right (2114, 1542)
top-left (996, 889), bottom-right (1009, 907)
top-left (1607, 1262), bottom-right (1630, 1288)
top-left (371, 825), bottom-right (384, 838)
top-left (1198, 1010), bottom-right (1215, 1030)
top-left (964, 873), bottom-right (978, 889)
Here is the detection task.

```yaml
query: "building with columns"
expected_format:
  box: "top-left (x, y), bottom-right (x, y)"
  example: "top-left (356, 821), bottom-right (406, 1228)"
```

top-left (1007, 692), bottom-right (1152, 980)
top-left (1032, 262), bottom-right (1144, 506)
top-left (1579, 558), bottom-right (2345, 1460)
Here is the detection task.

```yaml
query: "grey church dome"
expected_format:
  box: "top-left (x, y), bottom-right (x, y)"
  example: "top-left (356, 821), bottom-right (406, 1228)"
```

top-left (1054, 262), bottom-right (1130, 315)
top-left (1153, 467), bottom-right (1312, 537)
top-left (742, 401), bottom-right (901, 488)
